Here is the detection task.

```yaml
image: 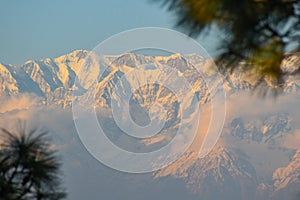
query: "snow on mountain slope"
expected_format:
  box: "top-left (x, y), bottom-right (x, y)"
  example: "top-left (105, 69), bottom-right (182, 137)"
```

top-left (282, 53), bottom-right (300, 74)
top-left (0, 50), bottom-right (300, 199)
top-left (0, 63), bottom-right (18, 96)
top-left (7, 64), bottom-right (44, 96)
top-left (154, 145), bottom-right (258, 200)
top-left (0, 50), bottom-right (299, 106)
top-left (53, 50), bottom-right (88, 75)
top-left (228, 113), bottom-right (292, 144)
top-left (223, 113), bottom-right (295, 197)
top-left (284, 79), bottom-right (300, 93)
top-left (22, 59), bottom-right (62, 94)
top-left (272, 150), bottom-right (300, 200)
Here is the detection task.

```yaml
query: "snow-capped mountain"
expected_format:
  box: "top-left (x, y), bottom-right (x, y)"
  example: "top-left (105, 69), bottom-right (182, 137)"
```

top-left (228, 113), bottom-right (292, 144)
top-left (0, 63), bottom-right (19, 95)
top-left (155, 145), bottom-right (258, 200)
top-left (0, 50), bottom-right (299, 105)
top-left (272, 150), bottom-right (300, 200)
top-left (0, 50), bottom-right (300, 200)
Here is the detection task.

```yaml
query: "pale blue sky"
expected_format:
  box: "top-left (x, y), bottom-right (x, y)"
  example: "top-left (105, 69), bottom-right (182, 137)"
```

top-left (0, 0), bottom-right (220, 64)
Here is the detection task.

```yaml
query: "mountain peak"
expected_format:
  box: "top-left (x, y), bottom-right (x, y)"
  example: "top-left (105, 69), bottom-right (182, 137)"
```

top-left (65, 49), bottom-right (89, 57)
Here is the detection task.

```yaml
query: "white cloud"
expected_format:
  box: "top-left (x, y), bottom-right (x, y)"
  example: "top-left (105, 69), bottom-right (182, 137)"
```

top-left (282, 129), bottom-right (300, 149)
top-left (0, 94), bottom-right (40, 113)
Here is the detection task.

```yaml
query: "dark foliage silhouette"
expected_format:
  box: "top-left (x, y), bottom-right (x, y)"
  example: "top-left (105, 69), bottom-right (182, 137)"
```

top-left (0, 125), bottom-right (66, 200)
top-left (155, 0), bottom-right (300, 93)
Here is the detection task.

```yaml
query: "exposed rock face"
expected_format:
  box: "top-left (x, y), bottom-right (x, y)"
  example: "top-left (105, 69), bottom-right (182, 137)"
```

top-left (1, 50), bottom-right (300, 200)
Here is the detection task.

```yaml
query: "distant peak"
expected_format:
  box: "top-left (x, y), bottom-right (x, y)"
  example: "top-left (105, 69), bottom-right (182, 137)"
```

top-left (24, 59), bottom-right (36, 65)
top-left (67, 49), bottom-right (89, 56)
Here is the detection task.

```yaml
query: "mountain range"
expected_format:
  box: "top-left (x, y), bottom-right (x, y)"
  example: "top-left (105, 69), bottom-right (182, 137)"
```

top-left (0, 50), bottom-right (300, 200)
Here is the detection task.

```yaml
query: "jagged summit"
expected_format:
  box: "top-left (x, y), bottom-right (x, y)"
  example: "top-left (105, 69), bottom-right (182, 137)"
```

top-left (0, 50), bottom-right (300, 199)
top-left (273, 150), bottom-right (300, 195)
top-left (154, 145), bottom-right (258, 200)
top-left (0, 50), bottom-right (299, 102)
top-left (0, 50), bottom-right (298, 113)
